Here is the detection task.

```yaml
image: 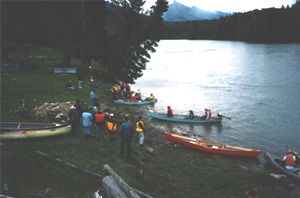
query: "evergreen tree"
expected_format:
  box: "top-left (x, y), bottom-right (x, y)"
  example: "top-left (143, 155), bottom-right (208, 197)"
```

top-left (101, 0), bottom-right (168, 83)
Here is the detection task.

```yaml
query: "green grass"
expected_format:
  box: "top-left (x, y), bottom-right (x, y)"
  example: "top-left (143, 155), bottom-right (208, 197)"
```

top-left (1, 50), bottom-right (298, 197)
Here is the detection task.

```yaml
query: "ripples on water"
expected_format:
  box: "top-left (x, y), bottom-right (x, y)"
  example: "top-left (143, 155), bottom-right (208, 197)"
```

top-left (133, 40), bottom-right (300, 160)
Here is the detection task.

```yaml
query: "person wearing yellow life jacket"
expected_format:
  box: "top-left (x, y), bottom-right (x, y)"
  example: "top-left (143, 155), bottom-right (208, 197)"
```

top-left (145, 93), bottom-right (155, 102)
top-left (111, 85), bottom-right (119, 100)
top-left (106, 113), bottom-right (118, 142)
top-left (149, 93), bottom-right (155, 101)
top-left (136, 115), bottom-right (146, 148)
top-left (283, 150), bottom-right (297, 170)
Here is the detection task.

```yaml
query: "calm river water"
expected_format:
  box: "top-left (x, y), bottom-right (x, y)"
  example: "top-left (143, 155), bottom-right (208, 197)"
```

top-left (132, 40), bottom-right (300, 162)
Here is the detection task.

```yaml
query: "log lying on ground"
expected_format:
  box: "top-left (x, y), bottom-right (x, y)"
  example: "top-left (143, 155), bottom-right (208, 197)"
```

top-left (101, 176), bottom-right (128, 198)
top-left (103, 164), bottom-right (140, 198)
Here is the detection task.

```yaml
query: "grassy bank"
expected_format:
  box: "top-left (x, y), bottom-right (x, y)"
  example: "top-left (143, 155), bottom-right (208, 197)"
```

top-left (1, 50), bottom-right (298, 197)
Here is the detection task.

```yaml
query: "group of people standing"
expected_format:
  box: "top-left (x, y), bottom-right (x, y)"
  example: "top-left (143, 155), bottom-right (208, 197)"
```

top-left (68, 97), bottom-right (146, 158)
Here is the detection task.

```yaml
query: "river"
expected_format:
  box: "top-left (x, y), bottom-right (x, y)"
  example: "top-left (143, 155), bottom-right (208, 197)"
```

top-left (131, 40), bottom-right (300, 163)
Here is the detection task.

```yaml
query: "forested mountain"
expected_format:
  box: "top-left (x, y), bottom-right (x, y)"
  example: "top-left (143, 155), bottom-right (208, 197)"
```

top-left (163, 0), bottom-right (230, 21)
top-left (163, 2), bottom-right (300, 43)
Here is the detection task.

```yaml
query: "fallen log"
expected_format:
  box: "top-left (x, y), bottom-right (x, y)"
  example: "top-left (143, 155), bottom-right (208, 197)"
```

top-left (101, 176), bottom-right (128, 198)
top-left (103, 164), bottom-right (140, 198)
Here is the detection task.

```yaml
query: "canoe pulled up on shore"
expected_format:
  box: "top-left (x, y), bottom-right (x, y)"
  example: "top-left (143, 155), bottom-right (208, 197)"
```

top-left (148, 111), bottom-right (222, 124)
top-left (164, 131), bottom-right (261, 158)
top-left (113, 99), bottom-right (157, 106)
top-left (0, 122), bottom-right (71, 139)
top-left (264, 152), bottom-right (300, 182)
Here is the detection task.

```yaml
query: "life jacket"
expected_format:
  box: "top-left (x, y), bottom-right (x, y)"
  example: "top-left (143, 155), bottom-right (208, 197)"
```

top-left (107, 121), bottom-right (117, 132)
top-left (95, 113), bottom-right (105, 123)
top-left (111, 86), bottom-right (118, 92)
top-left (285, 154), bottom-right (296, 166)
top-left (150, 95), bottom-right (154, 101)
top-left (136, 120), bottom-right (144, 132)
top-left (167, 109), bottom-right (173, 117)
top-left (205, 108), bottom-right (212, 119)
top-left (130, 94), bottom-right (137, 102)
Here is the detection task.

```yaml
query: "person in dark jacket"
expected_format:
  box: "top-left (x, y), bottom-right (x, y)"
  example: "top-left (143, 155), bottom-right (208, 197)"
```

top-left (74, 98), bottom-right (83, 117)
top-left (68, 106), bottom-right (80, 136)
top-left (118, 115), bottom-right (135, 158)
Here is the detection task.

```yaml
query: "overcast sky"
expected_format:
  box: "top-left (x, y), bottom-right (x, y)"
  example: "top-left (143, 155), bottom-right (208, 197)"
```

top-left (144, 0), bottom-right (297, 13)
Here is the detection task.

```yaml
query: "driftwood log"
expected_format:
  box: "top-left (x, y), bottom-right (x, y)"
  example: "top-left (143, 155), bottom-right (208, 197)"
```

top-left (101, 176), bottom-right (128, 198)
top-left (103, 164), bottom-right (140, 198)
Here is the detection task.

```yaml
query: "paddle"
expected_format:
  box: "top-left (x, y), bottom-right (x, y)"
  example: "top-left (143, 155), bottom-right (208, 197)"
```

top-left (219, 115), bottom-right (231, 120)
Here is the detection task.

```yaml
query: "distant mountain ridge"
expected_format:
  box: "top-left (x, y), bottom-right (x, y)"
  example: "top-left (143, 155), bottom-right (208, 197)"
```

top-left (163, 0), bottom-right (230, 21)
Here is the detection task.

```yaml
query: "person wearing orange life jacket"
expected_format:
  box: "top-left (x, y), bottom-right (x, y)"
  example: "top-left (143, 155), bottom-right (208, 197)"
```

top-left (94, 109), bottom-right (106, 141)
top-left (283, 150), bottom-right (297, 170)
top-left (130, 93), bottom-right (137, 102)
top-left (201, 108), bottom-right (212, 120)
top-left (136, 115), bottom-right (146, 148)
top-left (106, 113), bottom-right (118, 142)
top-left (167, 106), bottom-right (173, 117)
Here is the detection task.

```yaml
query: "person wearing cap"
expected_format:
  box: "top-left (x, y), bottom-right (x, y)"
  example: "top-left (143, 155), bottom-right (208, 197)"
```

top-left (68, 105), bottom-right (80, 136)
top-left (136, 115), bottom-right (146, 148)
top-left (82, 107), bottom-right (93, 138)
top-left (283, 150), bottom-right (296, 170)
top-left (118, 115), bottom-right (135, 158)
top-left (94, 109), bottom-right (106, 141)
top-left (106, 113), bottom-right (118, 142)
top-left (167, 106), bottom-right (173, 117)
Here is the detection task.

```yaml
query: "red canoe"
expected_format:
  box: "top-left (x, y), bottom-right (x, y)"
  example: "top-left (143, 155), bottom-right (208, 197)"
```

top-left (164, 131), bottom-right (261, 158)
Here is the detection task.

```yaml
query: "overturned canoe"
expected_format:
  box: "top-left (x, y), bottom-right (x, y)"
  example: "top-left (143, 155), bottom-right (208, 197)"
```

top-left (264, 152), bottom-right (300, 183)
top-left (164, 131), bottom-right (261, 158)
top-left (114, 99), bottom-right (157, 106)
top-left (0, 122), bottom-right (71, 139)
top-left (149, 111), bottom-right (222, 124)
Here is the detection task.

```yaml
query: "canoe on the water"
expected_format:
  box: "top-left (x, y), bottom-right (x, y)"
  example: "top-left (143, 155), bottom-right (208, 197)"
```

top-left (264, 152), bottom-right (300, 183)
top-left (148, 111), bottom-right (222, 124)
top-left (164, 131), bottom-right (261, 158)
top-left (0, 122), bottom-right (71, 139)
top-left (113, 99), bottom-right (157, 106)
